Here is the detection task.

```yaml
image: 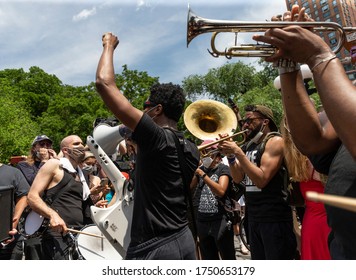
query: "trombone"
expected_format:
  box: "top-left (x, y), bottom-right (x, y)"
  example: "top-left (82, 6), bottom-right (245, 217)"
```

top-left (198, 130), bottom-right (248, 158)
top-left (187, 6), bottom-right (356, 58)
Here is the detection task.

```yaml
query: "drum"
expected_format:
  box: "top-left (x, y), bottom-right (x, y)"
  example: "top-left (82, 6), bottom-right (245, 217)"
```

top-left (75, 224), bottom-right (122, 260)
top-left (18, 206), bottom-right (49, 238)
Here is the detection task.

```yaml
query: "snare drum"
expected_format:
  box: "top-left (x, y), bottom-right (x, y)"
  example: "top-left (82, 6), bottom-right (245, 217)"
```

top-left (75, 224), bottom-right (123, 260)
top-left (18, 206), bottom-right (49, 238)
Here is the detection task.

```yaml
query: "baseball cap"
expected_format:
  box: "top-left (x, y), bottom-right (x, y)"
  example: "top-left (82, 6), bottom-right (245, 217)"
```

top-left (32, 135), bottom-right (53, 146)
top-left (252, 105), bottom-right (278, 132)
top-left (83, 151), bottom-right (95, 161)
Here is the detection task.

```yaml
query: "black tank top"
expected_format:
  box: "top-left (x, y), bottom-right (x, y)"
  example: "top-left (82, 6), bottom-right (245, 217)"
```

top-left (44, 170), bottom-right (85, 229)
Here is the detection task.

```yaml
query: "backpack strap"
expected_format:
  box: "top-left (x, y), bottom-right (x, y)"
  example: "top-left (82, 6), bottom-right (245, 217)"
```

top-left (258, 132), bottom-right (282, 155)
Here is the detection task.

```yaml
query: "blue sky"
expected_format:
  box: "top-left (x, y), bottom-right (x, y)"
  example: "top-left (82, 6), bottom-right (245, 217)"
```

top-left (0, 0), bottom-right (287, 86)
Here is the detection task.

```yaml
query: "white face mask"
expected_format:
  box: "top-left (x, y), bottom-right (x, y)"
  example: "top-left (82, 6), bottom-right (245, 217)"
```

top-left (145, 105), bottom-right (158, 120)
top-left (201, 157), bottom-right (213, 169)
top-left (82, 164), bottom-right (97, 174)
top-left (250, 123), bottom-right (266, 144)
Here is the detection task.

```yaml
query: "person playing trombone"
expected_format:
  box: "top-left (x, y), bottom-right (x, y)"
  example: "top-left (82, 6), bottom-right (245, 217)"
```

top-left (218, 104), bottom-right (297, 260)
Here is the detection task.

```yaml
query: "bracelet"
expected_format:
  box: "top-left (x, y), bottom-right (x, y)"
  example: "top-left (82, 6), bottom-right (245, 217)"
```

top-left (275, 58), bottom-right (301, 75)
top-left (227, 155), bottom-right (236, 164)
top-left (273, 58), bottom-right (300, 72)
top-left (201, 173), bottom-right (207, 179)
top-left (310, 54), bottom-right (337, 73)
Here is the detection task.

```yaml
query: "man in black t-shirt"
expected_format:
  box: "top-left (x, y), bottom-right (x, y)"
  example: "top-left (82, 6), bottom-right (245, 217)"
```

top-left (96, 33), bottom-right (199, 259)
top-left (0, 164), bottom-right (30, 259)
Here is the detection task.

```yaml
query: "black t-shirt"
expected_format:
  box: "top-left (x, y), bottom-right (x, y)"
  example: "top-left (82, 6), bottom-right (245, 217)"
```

top-left (324, 144), bottom-right (356, 258)
top-left (197, 163), bottom-right (232, 221)
top-left (130, 114), bottom-right (199, 245)
top-left (0, 164), bottom-right (30, 202)
top-left (242, 141), bottom-right (292, 223)
top-left (16, 160), bottom-right (44, 185)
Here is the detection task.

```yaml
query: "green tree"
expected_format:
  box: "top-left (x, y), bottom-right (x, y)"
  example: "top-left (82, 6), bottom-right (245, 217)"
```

top-left (115, 64), bottom-right (159, 110)
top-left (183, 62), bottom-right (262, 102)
top-left (0, 89), bottom-right (40, 163)
top-left (38, 84), bottom-right (110, 149)
top-left (0, 67), bottom-right (63, 119)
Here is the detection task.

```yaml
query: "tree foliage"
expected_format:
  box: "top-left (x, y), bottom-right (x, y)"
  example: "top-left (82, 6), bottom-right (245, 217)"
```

top-left (0, 60), bottom-right (301, 163)
top-left (0, 65), bottom-right (159, 163)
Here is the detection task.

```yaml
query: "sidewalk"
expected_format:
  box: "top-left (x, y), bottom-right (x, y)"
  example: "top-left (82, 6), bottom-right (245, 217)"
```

top-left (234, 235), bottom-right (251, 260)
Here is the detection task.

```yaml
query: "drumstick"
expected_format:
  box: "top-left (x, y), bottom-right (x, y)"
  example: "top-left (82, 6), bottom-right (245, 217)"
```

top-left (67, 228), bottom-right (104, 238)
top-left (306, 191), bottom-right (356, 213)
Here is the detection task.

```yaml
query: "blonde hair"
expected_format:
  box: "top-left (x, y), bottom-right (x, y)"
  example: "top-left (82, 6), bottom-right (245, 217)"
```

top-left (280, 116), bottom-right (310, 182)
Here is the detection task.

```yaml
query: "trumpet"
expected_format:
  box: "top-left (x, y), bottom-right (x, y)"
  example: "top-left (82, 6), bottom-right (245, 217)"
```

top-left (198, 130), bottom-right (248, 158)
top-left (187, 6), bottom-right (356, 58)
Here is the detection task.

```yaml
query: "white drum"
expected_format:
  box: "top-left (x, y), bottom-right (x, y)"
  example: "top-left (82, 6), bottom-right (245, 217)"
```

top-left (18, 207), bottom-right (49, 238)
top-left (76, 224), bottom-right (122, 260)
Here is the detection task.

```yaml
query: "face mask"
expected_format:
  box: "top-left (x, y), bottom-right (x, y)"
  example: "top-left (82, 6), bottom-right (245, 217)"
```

top-left (145, 105), bottom-right (158, 120)
top-left (82, 164), bottom-right (93, 174)
top-left (201, 157), bottom-right (213, 169)
top-left (67, 147), bottom-right (85, 162)
top-left (250, 123), bottom-right (266, 144)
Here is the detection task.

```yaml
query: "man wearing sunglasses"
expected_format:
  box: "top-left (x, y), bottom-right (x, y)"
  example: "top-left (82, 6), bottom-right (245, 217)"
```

top-left (219, 105), bottom-right (297, 260)
top-left (17, 135), bottom-right (58, 186)
top-left (95, 33), bottom-right (199, 260)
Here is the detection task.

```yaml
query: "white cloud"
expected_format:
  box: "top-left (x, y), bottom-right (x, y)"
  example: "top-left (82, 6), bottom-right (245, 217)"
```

top-left (0, 0), bottom-right (287, 87)
top-left (72, 7), bottom-right (97, 22)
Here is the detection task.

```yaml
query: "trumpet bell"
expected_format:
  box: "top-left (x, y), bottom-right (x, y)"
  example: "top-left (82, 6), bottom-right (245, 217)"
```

top-left (184, 99), bottom-right (237, 140)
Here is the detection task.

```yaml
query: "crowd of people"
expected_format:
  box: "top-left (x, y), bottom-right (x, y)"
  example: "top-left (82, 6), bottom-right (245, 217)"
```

top-left (1, 4), bottom-right (356, 260)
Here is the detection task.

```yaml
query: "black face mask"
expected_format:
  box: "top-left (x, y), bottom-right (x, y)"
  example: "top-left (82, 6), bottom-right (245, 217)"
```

top-left (67, 147), bottom-right (85, 162)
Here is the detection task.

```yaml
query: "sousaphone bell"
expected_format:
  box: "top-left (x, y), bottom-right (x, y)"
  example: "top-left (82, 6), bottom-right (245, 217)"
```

top-left (184, 99), bottom-right (246, 156)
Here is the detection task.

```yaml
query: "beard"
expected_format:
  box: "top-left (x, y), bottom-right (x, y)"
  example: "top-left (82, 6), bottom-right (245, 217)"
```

top-left (246, 122), bottom-right (263, 141)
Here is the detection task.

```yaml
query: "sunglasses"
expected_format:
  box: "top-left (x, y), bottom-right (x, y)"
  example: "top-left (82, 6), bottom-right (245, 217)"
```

top-left (238, 117), bottom-right (262, 126)
top-left (37, 141), bottom-right (52, 148)
top-left (143, 100), bottom-right (158, 109)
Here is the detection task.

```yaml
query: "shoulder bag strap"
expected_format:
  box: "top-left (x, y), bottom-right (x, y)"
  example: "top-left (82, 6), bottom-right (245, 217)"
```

top-left (164, 128), bottom-right (199, 241)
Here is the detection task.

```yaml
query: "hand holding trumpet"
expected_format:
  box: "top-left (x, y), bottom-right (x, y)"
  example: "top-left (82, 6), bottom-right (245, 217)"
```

top-left (252, 5), bottom-right (336, 68)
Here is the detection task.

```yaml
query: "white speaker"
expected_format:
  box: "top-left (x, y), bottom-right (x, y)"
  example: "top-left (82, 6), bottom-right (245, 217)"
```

top-left (92, 123), bottom-right (125, 156)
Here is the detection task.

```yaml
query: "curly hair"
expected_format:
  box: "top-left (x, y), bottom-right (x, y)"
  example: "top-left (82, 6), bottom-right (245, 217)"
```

top-left (148, 83), bottom-right (186, 122)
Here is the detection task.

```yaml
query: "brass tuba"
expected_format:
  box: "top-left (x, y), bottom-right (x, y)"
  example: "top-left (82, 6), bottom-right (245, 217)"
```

top-left (184, 99), bottom-right (246, 156)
